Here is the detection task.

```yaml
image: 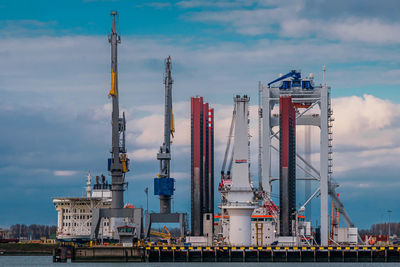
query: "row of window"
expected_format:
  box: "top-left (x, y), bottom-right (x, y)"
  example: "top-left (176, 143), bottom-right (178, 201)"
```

top-left (63, 215), bottom-right (92, 220)
top-left (62, 222), bottom-right (109, 227)
top-left (62, 208), bottom-right (88, 213)
top-left (251, 218), bottom-right (274, 222)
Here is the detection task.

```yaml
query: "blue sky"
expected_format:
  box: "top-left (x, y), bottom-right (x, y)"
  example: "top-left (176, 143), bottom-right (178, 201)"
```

top-left (1, 0), bottom-right (400, 229)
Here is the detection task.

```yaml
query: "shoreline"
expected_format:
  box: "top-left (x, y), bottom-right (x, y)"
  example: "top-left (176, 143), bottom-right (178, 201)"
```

top-left (0, 243), bottom-right (57, 256)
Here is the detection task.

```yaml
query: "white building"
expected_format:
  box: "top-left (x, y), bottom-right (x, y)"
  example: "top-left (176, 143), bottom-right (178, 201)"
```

top-left (53, 173), bottom-right (113, 242)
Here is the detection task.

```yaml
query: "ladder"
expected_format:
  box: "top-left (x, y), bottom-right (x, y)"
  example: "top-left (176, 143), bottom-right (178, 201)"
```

top-left (256, 223), bottom-right (263, 246)
top-left (327, 91), bottom-right (334, 178)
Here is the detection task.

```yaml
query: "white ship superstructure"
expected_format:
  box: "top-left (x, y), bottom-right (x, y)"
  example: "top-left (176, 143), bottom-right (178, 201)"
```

top-left (53, 173), bottom-right (113, 241)
top-left (251, 207), bottom-right (277, 246)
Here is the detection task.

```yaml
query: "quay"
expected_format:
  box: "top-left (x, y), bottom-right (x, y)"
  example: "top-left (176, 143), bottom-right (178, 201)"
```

top-left (54, 245), bottom-right (400, 263)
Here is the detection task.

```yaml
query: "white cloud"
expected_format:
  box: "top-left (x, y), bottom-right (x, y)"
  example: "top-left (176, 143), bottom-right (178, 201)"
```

top-left (171, 172), bottom-right (189, 180)
top-left (281, 18), bottom-right (400, 44)
top-left (91, 103), bottom-right (112, 121)
top-left (177, 0), bottom-right (257, 9)
top-left (184, 2), bottom-right (400, 44)
top-left (333, 94), bottom-right (400, 149)
top-left (129, 148), bottom-right (158, 162)
top-left (1, 29), bottom-right (400, 209)
top-left (187, 8), bottom-right (283, 36)
top-left (2, 34), bottom-right (400, 112)
top-left (122, 94), bottom-right (400, 184)
top-left (54, 170), bottom-right (78, 176)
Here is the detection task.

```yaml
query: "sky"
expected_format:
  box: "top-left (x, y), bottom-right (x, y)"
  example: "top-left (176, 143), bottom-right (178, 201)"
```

top-left (1, 0), bottom-right (400, 229)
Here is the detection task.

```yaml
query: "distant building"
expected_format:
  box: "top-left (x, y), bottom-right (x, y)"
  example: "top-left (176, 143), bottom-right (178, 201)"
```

top-left (0, 228), bottom-right (11, 239)
top-left (191, 96), bottom-right (214, 236)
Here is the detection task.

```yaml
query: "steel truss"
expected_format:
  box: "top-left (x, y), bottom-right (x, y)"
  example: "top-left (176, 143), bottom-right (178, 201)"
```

top-left (259, 73), bottom-right (356, 245)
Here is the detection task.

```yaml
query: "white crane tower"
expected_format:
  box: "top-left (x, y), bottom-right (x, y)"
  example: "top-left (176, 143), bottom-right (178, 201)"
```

top-left (221, 95), bottom-right (256, 246)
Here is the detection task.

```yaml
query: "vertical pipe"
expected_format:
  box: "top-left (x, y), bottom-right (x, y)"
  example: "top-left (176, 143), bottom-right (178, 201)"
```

top-left (305, 126), bottom-right (312, 221)
top-left (320, 84), bottom-right (329, 246)
top-left (209, 108), bottom-right (215, 214)
top-left (261, 87), bottom-right (272, 194)
top-left (258, 82), bottom-right (263, 190)
top-left (203, 103), bottom-right (209, 218)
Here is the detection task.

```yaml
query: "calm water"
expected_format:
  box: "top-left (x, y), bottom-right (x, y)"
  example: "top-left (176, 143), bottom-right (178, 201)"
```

top-left (0, 256), bottom-right (399, 267)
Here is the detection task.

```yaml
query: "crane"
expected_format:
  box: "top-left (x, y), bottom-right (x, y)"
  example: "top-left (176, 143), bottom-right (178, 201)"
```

top-left (155, 56), bottom-right (175, 214)
top-left (107, 11), bottom-right (129, 209)
top-left (91, 11), bottom-right (142, 242)
top-left (267, 70), bottom-right (301, 88)
top-left (145, 57), bottom-right (186, 240)
top-left (150, 225), bottom-right (172, 239)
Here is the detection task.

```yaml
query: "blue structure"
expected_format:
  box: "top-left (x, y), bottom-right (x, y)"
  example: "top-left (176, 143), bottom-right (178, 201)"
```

top-left (154, 177), bottom-right (175, 196)
top-left (267, 70), bottom-right (313, 90)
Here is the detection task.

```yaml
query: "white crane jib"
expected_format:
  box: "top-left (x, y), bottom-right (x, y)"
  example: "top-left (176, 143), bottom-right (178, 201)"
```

top-left (222, 95), bottom-right (256, 246)
top-left (227, 95), bottom-right (254, 203)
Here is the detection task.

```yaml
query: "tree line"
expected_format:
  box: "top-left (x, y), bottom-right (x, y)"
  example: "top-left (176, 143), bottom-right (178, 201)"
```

top-left (359, 222), bottom-right (400, 236)
top-left (9, 224), bottom-right (57, 240)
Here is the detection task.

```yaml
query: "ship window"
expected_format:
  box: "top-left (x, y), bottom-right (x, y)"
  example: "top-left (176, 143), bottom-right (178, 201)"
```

top-left (280, 81), bottom-right (291, 89)
top-left (302, 81), bottom-right (313, 89)
top-left (292, 80), bottom-right (301, 87)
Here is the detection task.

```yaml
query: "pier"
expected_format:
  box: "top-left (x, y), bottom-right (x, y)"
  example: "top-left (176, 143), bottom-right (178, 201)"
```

top-left (54, 245), bottom-right (400, 263)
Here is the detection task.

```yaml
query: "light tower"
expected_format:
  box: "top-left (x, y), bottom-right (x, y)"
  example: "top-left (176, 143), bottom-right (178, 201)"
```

top-left (221, 95), bottom-right (256, 246)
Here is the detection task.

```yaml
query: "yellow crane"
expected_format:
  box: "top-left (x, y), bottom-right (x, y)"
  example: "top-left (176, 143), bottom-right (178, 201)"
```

top-left (149, 225), bottom-right (171, 239)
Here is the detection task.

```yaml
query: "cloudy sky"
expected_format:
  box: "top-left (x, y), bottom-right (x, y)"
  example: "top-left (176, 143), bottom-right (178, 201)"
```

top-left (1, 0), bottom-right (400, 229)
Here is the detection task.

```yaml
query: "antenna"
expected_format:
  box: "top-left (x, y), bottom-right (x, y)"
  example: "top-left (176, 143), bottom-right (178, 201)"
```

top-left (86, 171), bottom-right (92, 197)
top-left (323, 64), bottom-right (326, 87)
